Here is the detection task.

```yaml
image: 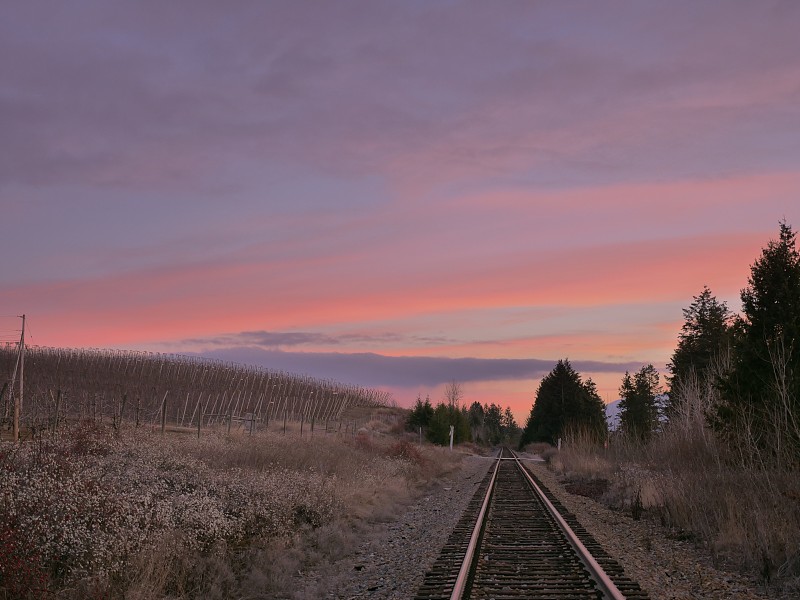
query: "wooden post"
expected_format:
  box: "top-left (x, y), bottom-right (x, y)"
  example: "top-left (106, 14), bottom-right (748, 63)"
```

top-left (227, 408), bottom-right (232, 435)
top-left (119, 393), bottom-right (127, 432)
top-left (0, 382), bottom-right (7, 424)
top-left (160, 391), bottom-right (168, 435)
top-left (196, 397), bottom-right (202, 438)
top-left (135, 397), bottom-right (141, 428)
top-left (47, 389), bottom-right (56, 435)
top-left (19, 316), bottom-right (24, 436)
top-left (283, 408), bottom-right (287, 435)
top-left (180, 391), bottom-right (190, 428)
top-left (12, 315), bottom-right (24, 442)
top-left (231, 389), bottom-right (243, 423)
top-left (54, 390), bottom-right (62, 434)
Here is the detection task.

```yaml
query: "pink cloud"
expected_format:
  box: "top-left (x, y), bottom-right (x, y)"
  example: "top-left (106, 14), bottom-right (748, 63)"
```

top-left (10, 162), bottom-right (782, 337)
top-left (5, 222), bottom-right (763, 357)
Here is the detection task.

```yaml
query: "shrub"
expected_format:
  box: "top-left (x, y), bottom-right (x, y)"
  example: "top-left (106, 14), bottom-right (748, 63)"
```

top-left (524, 442), bottom-right (554, 455)
top-left (0, 523), bottom-right (47, 599)
top-left (555, 420), bottom-right (800, 593)
top-left (0, 426), bottom-right (339, 595)
top-left (385, 440), bottom-right (427, 466)
top-left (1, 423), bottom-right (452, 598)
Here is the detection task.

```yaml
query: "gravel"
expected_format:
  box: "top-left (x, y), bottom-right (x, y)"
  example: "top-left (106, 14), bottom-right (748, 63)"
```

top-left (314, 454), bottom-right (493, 600)
top-left (296, 451), bottom-right (782, 600)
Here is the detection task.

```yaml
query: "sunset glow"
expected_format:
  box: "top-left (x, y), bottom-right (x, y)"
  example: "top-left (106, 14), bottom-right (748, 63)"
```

top-left (2, 2), bottom-right (799, 421)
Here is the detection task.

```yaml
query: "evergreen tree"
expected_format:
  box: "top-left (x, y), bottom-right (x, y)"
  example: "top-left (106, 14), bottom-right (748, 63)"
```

top-left (501, 407), bottom-right (521, 445)
top-left (427, 403), bottom-right (451, 445)
top-left (407, 394), bottom-right (434, 431)
top-left (484, 403), bottom-right (503, 445)
top-left (520, 359), bottom-right (608, 446)
top-left (667, 286), bottom-right (732, 406)
top-left (619, 364), bottom-right (662, 440)
top-left (457, 405), bottom-right (472, 443)
top-left (467, 401), bottom-right (485, 442)
top-left (718, 221), bottom-right (800, 461)
top-left (426, 401), bottom-right (471, 446)
top-left (581, 377), bottom-right (608, 434)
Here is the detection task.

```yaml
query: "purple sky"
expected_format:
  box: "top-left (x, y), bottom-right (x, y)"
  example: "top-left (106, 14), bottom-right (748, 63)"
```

top-left (2, 1), bottom-right (799, 418)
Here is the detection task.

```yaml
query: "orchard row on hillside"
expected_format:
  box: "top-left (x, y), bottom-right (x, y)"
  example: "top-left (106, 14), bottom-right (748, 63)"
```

top-left (1, 346), bottom-right (389, 438)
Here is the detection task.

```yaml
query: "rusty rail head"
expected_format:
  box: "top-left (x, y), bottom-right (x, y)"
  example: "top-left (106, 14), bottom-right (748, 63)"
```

top-left (450, 449), bottom-right (502, 600)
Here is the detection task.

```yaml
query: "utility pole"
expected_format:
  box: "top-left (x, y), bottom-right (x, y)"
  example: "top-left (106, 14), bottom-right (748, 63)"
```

top-left (12, 314), bottom-right (25, 442)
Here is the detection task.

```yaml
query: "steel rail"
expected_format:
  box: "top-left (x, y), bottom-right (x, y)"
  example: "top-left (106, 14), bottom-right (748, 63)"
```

top-left (416, 447), bottom-right (645, 600)
top-left (511, 450), bottom-right (627, 600)
top-left (449, 449), bottom-right (502, 600)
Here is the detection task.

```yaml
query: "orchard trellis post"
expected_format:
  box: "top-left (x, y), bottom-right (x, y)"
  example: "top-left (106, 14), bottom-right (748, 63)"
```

top-left (8, 315), bottom-right (25, 441)
top-left (160, 391), bottom-right (168, 435)
top-left (0, 343), bottom-right (391, 436)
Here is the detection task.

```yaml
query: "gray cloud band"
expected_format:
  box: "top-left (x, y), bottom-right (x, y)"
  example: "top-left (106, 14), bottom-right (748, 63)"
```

top-left (194, 346), bottom-right (644, 388)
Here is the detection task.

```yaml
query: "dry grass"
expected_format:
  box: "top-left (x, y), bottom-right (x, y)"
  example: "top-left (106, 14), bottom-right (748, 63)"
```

top-left (522, 441), bottom-right (553, 455)
top-left (0, 421), bottom-right (458, 599)
top-left (548, 416), bottom-right (800, 595)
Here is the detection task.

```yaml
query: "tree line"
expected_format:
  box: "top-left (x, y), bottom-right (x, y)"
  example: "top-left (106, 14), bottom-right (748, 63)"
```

top-left (406, 380), bottom-right (521, 446)
top-left (520, 220), bottom-right (800, 466)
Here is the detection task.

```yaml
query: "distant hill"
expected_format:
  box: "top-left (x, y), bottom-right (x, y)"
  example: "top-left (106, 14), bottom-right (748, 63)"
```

top-left (605, 399), bottom-right (622, 431)
top-left (605, 395), bottom-right (669, 432)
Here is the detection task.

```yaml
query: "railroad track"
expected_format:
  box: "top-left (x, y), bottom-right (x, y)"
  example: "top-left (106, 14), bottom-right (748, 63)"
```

top-left (415, 447), bottom-right (649, 599)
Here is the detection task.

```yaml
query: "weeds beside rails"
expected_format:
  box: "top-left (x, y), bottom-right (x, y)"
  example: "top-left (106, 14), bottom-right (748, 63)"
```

top-left (535, 427), bottom-right (800, 596)
top-left (0, 422), bottom-right (441, 599)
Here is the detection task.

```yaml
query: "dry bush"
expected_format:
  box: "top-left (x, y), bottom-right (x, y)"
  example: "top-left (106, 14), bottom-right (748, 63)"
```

top-left (550, 362), bottom-right (800, 593)
top-left (541, 446), bottom-right (562, 470)
top-left (646, 427), bottom-right (800, 587)
top-left (0, 422), bottom-right (452, 599)
top-left (558, 427), bottom-right (615, 482)
top-left (363, 419), bottom-right (391, 434)
top-left (522, 442), bottom-right (554, 455)
top-left (389, 419), bottom-right (408, 435)
top-left (456, 442), bottom-right (490, 456)
top-left (185, 428), bottom-right (384, 478)
top-left (647, 359), bottom-right (799, 587)
top-left (385, 439), bottom-right (427, 466)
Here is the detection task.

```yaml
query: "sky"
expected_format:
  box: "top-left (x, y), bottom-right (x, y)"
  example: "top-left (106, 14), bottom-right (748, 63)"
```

top-left (2, 1), bottom-right (799, 422)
